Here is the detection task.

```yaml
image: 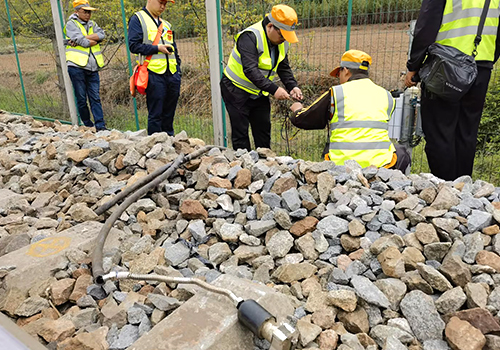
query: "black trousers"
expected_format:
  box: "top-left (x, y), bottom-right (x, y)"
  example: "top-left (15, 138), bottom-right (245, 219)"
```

top-left (146, 71), bottom-right (181, 136)
top-left (421, 66), bottom-right (492, 181)
top-left (221, 81), bottom-right (271, 151)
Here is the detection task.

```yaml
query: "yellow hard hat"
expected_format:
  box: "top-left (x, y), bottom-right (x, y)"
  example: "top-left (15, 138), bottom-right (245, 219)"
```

top-left (330, 50), bottom-right (372, 77)
top-left (73, 0), bottom-right (97, 10)
top-left (268, 5), bottom-right (299, 44)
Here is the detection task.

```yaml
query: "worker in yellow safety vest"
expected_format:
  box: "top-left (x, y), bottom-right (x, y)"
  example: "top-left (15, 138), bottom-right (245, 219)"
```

top-left (128, 0), bottom-right (181, 136)
top-left (405, 0), bottom-right (500, 181)
top-left (290, 50), bottom-right (410, 171)
top-left (220, 4), bottom-right (303, 151)
top-left (64, 0), bottom-right (106, 131)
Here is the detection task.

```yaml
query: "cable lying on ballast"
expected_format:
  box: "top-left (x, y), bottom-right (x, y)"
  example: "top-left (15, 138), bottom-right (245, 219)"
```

top-left (90, 144), bottom-right (297, 350)
top-left (92, 145), bottom-right (219, 284)
top-left (100, 272), bottom-right (243, 306)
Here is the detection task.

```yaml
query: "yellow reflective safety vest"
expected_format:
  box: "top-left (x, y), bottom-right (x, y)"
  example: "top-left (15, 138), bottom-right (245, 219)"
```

top-left (224, 22), bottom-right (289, 96)
top-left (329, 79), bottom-right (396, 168)
top-left (436, 0), bottom-right (500, 61)
top-left (64, 20), bottom-right (104, 68)
top-left (134, 10), bottom-right (177, 75)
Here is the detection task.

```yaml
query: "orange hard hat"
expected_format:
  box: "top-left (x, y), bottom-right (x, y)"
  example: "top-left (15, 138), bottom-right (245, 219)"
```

top-left (268, 5), bottom-right (299, 44)
top-left (330, 50), bottom-right (372, 77)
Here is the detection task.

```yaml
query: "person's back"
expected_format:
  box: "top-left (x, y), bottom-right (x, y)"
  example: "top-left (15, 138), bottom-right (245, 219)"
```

top-left (290, 50), bottom-right (409, 171)
top-left (328, 78), bottom-right (395, 168)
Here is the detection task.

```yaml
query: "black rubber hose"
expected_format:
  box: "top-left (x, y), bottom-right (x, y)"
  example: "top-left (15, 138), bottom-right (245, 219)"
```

top-left (92, 153), bottom-right (185, 284)
top-left (91, 145), bottom-right (218, 284)
top-left (94, 161), bottom-right (174, 215)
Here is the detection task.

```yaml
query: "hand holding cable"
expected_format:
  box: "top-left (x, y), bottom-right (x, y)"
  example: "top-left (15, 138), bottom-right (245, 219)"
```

top-left (405, 71), bottom-right (419, 87)
top-left (290, 86), bottom-right (303, 101)
top-left (274, 87), bottom-right (290, 100)
top-left (158, 44), bottom-right (174, 54)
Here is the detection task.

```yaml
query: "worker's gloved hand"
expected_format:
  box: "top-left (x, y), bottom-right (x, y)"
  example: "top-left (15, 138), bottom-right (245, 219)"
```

top-left (290, 87), bottom-right (303, 101)
top-left (158, 44), bottom-right (174, 54)
top-left (290, 102), bottom-right (303, 114)
top-left (405, 71), bottom-right (418, 87)
top-left (274, 87), bottom-right (290, 100)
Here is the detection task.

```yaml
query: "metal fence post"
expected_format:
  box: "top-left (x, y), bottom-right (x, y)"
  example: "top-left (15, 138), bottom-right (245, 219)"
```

top-left (4, 0), bottom-right (29, 115)
top-left (345, 0), bottom-right (353, 51)
top-left (50, 0), bottom-right (79, 125)
top-left (119, 0), bottom-right (140, 131)
top-left (216, 0), bottom-right (227, 147)
top-left (206, 0), bottom-right (225, 147)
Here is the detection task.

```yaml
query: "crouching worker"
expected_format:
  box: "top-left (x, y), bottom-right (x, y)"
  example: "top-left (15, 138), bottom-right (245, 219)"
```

top-left (289, 50), bottom-right (410, 171)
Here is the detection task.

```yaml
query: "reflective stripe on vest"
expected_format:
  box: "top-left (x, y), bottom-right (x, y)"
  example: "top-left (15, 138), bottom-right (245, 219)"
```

top-left (64, 20), bottom-right (104, 68)
top-left (224, 22), bottom-right (289, 95)
top-left (135, 10), bottom-right (177, 75)
top-left (436, 0), bottom-right (500, 61)
top-left (328, 79), bottom-right (395, 168)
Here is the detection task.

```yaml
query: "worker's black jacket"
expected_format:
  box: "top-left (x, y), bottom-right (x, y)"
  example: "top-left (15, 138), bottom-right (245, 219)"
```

top-left (407, 0), bottom-right (500, 72)
top-left (288, 90), bottom-right (331, 130)
top-left (221, 17), bottom-right (298, 98)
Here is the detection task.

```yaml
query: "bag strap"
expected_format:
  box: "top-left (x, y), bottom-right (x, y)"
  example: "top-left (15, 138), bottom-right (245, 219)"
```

top-left (143, 22), bottom-right (164, 68)
top-left (473, 0), bottom-right (492, 57)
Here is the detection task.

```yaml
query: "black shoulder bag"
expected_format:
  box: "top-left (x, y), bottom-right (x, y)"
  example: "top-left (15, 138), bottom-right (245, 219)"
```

top-left (418, 0), bottom-right (491, 100)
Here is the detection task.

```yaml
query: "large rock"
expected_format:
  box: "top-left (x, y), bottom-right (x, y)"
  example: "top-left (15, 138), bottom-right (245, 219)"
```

top-left (400, 290), bottom-right (445, 343)
top-left (297, 318), bottom-right (322, 347)
top-left (50, 278), bottom-right (75, 306)
top-left (370, 325), bottom-right (414, 347)
top-left (328, 289), bottom-right (357, 312)
top-left (0, 222), bottom-right (122, 313)
top-left (415, 223), bottom-right (440, 245)
top-left (337, 306), bottom-right (370, 334)
top-left (350, 275), bottom-right (390, 309)
top-left (440, 255), bottom-right (472, 287)
top-left (435, 287), bottom-right (467, 314)
top-left (316, 215), bottom-right (349, 238)
top-left (38, 318), bottom-right (76, 343)
top-left (374, 278), bottom-right (407, 311)
top-left (290, 217), bottom-right (318, 237)
top-left (266, 231), bottom-right (294, 259)
top-left (443, 308), bottom-right (500, 335)
top-left (67, 203), bottom-right (98, 222)
top-left (180, 199), bottom-right (208, 220)
top-left (272, 262), bottom-right (317, 283)
top-left (445, 317), bottom-right (485, 350)
top-left (416, 263), bottom-right (453, 292)
top-left (464, 282), bottom-right (488, 309)
top-left (475, 250), bottom-right (500, 272)
top-left (378, 247), bottom-right (405, 278)
top-left (0, 189), bottom-right (30, 213)
top-left (431, 186), bottom-right (459, 210)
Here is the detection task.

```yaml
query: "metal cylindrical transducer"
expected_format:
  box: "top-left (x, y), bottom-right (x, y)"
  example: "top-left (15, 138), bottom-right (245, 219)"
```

top-left (237, 299), bottom-right (275, 338)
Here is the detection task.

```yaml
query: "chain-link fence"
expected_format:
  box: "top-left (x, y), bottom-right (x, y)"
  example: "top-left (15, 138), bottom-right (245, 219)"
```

top-left (1, 0), bottom-right (499, 183)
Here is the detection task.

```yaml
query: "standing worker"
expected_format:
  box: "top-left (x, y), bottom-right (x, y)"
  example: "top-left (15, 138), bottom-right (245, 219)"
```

top-left (405, 0), bottom-right (500, 181)
top-left (128, 0), bottom-right (181, 136)
top-left (290, 50), bottom-right (410, 170)
top-left (221, 4), bottom-right (303, 151)
top-left (65, 0), bottom-right (107, 131)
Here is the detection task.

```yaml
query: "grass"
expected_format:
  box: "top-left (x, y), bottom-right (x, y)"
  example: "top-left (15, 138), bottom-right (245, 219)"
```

top-left (0, 37), bottom-right (50, 55)
top-left (0, 87), bottom-right (69, 120)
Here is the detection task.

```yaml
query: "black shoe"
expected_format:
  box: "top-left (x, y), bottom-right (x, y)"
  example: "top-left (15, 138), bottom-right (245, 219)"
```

top-left (96, 127), bottom-right (108, 131)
